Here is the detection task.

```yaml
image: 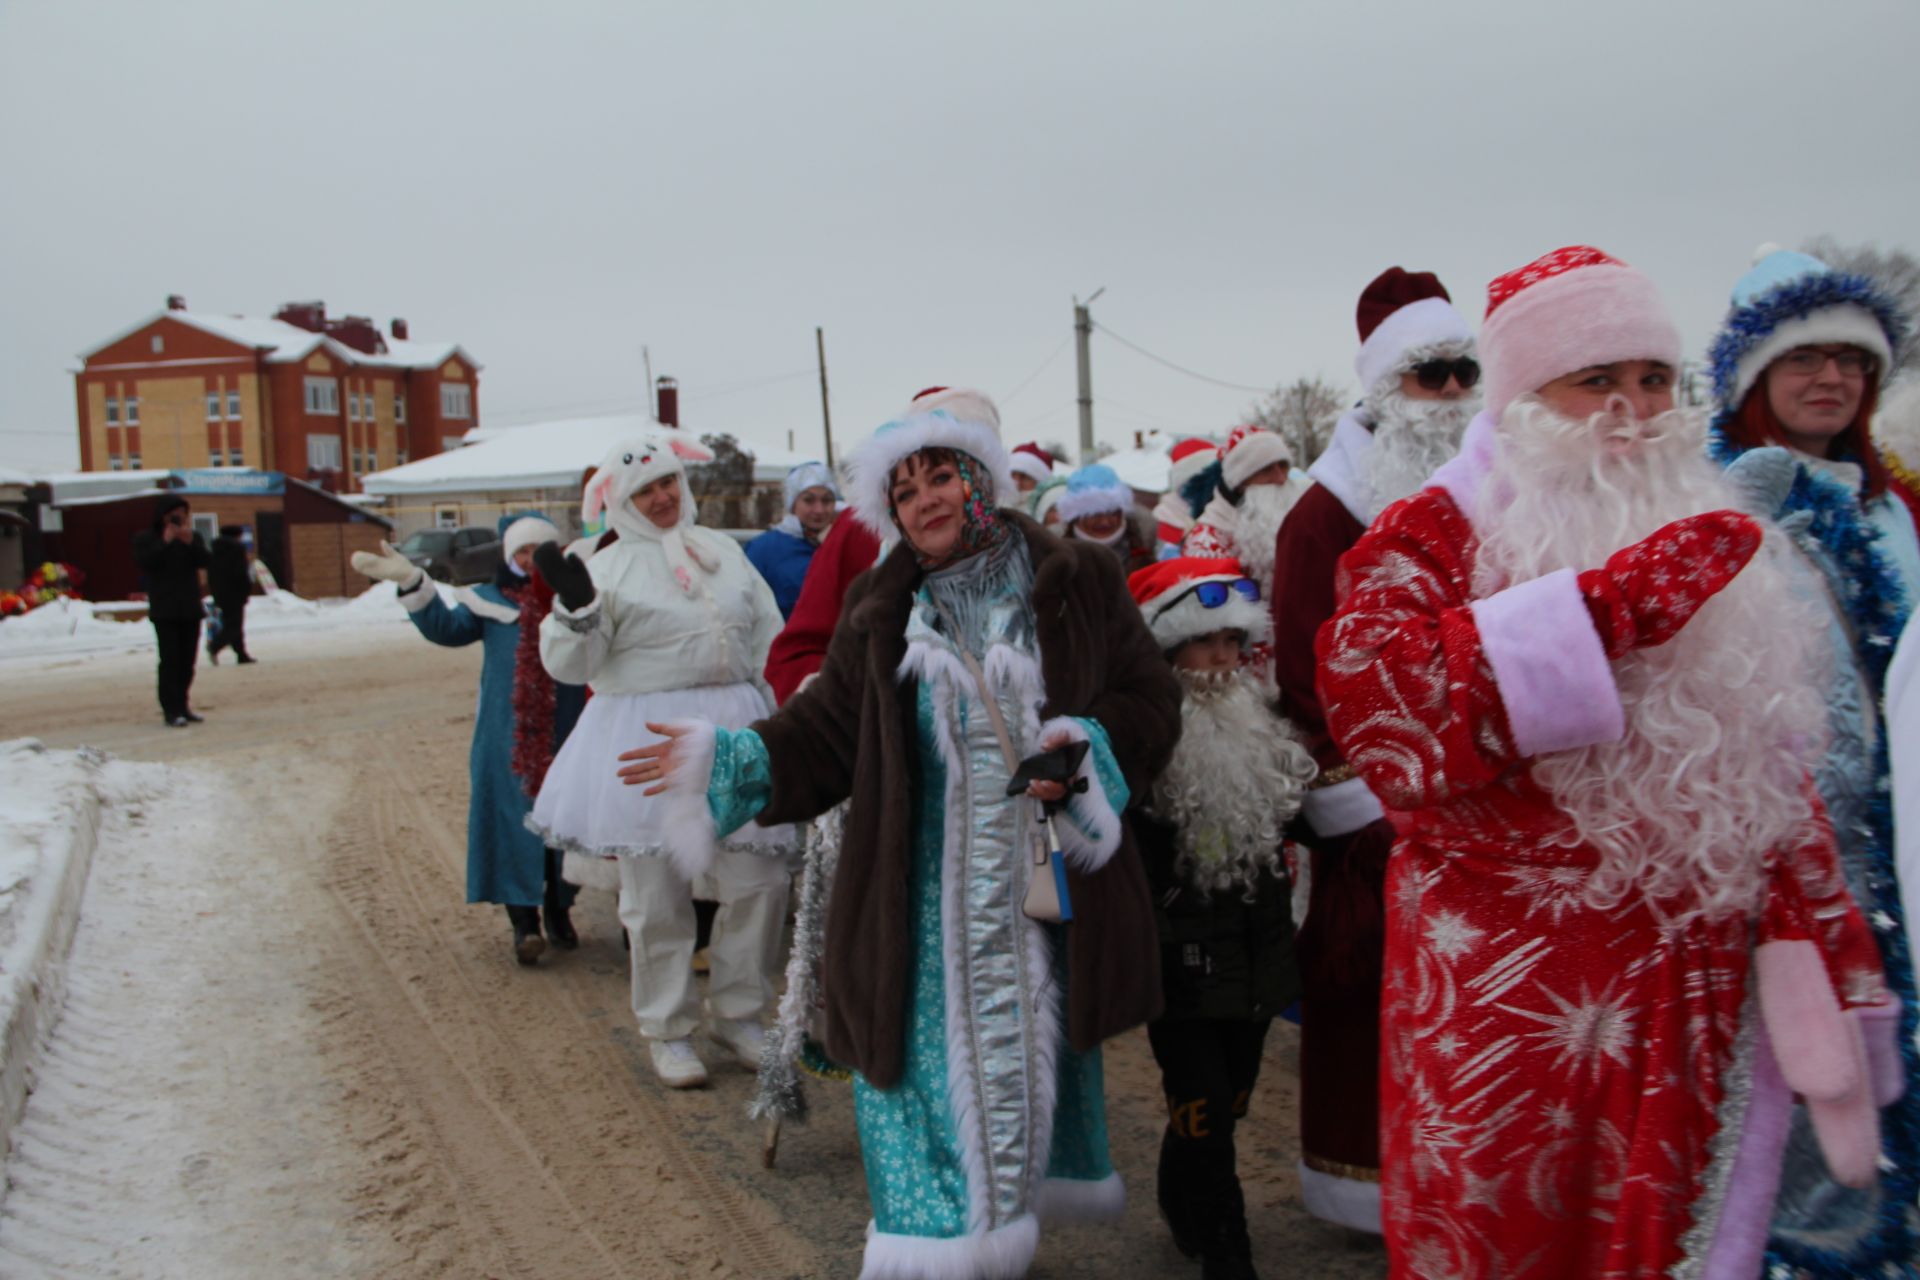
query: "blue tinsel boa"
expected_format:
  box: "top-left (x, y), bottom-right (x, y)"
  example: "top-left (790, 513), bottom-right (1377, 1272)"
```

top-left (1710, 428), bottom-right (1918, 1277)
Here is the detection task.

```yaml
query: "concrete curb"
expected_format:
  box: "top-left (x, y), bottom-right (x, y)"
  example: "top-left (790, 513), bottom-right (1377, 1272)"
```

top-left (0, 742), bottom-right (106, 1165)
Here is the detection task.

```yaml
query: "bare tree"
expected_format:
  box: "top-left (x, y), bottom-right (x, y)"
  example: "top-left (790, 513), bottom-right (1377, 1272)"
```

top-left (1800, 236), bottom-right (1920, 378)
top-left (687, 433), bottom-right (758, 528)
top-left (1245, 376), bottom-right (1347, 466)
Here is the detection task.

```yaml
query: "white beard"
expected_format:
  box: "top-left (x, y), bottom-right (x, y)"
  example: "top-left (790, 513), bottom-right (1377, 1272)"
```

top-left (1472, 396), bottom-right (1831, 924)
top-left (1230, 483), bottom-right (1296, 591)
top-left (1361, 384), bottom-right (1478, 519)
top-left (1150, 667), bottom-right (1320, 898)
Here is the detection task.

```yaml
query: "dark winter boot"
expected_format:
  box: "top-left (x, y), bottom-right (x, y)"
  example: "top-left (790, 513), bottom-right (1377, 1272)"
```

top-left (507, 906), bottom-right (545, 966)
top-left (1157, 1130), bottom-right (1204, 1260)
top-left (545, 904), bottom-right (579, 950)
top-left (543, 864), bottom-right (579, 949)
top-left (1199, 1183), bottom-right (1258, 1280)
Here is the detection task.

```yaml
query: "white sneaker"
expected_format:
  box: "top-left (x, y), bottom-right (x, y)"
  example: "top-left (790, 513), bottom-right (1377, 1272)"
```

top-left (710, 1018), bottom-right (766, 1071)
top-left (649, 1037), bottom-right (709, 1089)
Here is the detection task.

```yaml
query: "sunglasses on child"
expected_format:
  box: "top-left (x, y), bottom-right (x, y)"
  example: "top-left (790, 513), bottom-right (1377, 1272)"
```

top-left (1411, 358), bottom-right (1481, 391)
top-left (1154, 577), bottom-right (1261, 620)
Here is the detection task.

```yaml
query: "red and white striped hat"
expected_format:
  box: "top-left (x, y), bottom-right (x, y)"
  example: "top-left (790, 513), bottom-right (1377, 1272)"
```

top-left (1220, 425), bottom-right (1290, 491)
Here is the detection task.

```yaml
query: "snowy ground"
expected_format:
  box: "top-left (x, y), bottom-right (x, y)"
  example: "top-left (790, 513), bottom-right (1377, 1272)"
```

top-left (0, 621), bottom-right (1389, 1279)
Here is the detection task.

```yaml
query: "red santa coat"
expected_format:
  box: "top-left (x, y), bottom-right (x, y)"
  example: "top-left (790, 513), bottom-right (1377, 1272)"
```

top-left (1317, 460), bottom-right (1887, 1277)
top-left (763, 509), bottom-right (881, 705)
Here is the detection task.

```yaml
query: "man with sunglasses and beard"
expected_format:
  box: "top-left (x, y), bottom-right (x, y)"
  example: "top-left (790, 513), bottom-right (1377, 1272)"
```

top-left (1319, 246), bottom-right (1895, 1277)
top-left (1268, 266), bottom-right (1479, 1234)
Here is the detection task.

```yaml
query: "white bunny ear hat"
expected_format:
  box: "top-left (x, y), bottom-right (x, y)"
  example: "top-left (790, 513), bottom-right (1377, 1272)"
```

top-left (581, 430), bottom-right (720, 594)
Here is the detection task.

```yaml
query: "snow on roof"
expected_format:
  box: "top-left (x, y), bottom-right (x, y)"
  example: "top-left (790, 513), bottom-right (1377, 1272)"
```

top-left (1101, 436), bottom-right (1176, 494)
top-left (78, 310), bottom-right (475, 371)
top-left (361, 413), bottom-right (814, 497)
top-left (0, 466), bottom-right (37, 487)
top-left (42, 470), bottom-right (176, 504)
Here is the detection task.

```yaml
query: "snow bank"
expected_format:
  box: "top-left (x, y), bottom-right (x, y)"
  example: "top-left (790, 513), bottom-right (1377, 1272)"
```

top-left (0, 740), bottom-right (149, 1156)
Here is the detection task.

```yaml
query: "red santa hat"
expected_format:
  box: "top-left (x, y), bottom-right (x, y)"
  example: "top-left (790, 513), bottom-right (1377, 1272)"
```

top-left (1166, 437), bottom-right (1221, 496)
top-left (1219, 425), bottom-right (1290, 492)
top-left (1009, 441), bottom-right (1057, 485)
top-left (1480, 245), bottom-right (1681, 420)
top-left (1353, 267), bottom-right (1476, 395)
top-left (1128, 556), bottom-right (1271, 652)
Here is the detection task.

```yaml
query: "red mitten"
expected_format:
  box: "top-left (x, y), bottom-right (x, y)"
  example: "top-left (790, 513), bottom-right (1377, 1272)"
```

top-left (1576, 511), bottom-right (1762, 658)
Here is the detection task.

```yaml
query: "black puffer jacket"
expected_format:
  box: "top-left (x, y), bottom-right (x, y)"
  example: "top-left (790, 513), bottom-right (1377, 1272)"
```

top-left (208, 532), bottom-right (251, 605)
top-left (131, 498), bottom-right (211, 621)
top-left (1131, 808), bottom-right (1300, 1023)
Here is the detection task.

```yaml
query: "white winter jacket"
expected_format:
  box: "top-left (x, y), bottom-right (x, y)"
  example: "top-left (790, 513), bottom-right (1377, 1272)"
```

top-left (539, 527), bottom-right (782, 698)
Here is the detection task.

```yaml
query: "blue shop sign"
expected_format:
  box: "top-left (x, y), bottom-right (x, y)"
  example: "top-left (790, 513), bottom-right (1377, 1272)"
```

top-left (172, 469), bottom-right (285, 496)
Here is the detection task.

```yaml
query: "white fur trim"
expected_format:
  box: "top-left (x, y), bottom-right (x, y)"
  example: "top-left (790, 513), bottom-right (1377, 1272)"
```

top-left (1009, 451), bottom-right (1054, 484)
top-left (1730, 304), bottom-right (1895, 409)
top-left (1297, 1160), bottom-right (1382, 1233)
top-left (845, 412), bottom-right (1015, 541)
top-left (1038, 716), bottom-right (1122, 872)
top-left (452, 585), bottom-right (520, 624)
top-left (1222, 430), bottom-right (1292, 491)
top-left (1355, 296), bottom-right (1475, 395)
top-left (548, 593), bottom-right (602, 634)
top-left (1035, 1171), bottom-right (1124, 1223)
top-left (395, 573), bottom-right (435, 613)
top-left (1055, 481), bottom-right (1133, 525)
top-left (1469, 568), bottom-right (1625, 757)
top-left (656, 718), bottom-right (719, 882)
top-left (1481, 264), bottom-right (1681, 419)
top-left (1300, 773), bottom-right (1384, 838)
top-left (502, 515), bottom-right (561, 561)
top-left (859, 1214), bottom-right (1040, 1280)
top-left (1308, 407), bottom-right (1378, 527)
top-left (1145, 588), bottom-right (1270, 652)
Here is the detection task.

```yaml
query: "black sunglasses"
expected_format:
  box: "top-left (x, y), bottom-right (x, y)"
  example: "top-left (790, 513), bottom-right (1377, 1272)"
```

top-left (1411, 357), bottom-right (1481, 391)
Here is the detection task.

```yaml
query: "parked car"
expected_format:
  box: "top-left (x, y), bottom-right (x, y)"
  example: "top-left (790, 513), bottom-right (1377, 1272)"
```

top-left (396, 527), bottom-right (502, 584)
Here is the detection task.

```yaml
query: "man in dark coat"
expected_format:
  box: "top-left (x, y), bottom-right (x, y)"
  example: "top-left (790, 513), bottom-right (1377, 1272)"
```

top-left (206, 524), bottom-right (256, 665)
top-left (132, 494), bottom-right (211, 726)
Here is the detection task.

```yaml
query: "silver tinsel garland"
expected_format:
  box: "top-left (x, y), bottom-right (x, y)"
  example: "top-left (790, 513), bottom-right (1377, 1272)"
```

top-left (750, 803), bottom-right (845, 1133)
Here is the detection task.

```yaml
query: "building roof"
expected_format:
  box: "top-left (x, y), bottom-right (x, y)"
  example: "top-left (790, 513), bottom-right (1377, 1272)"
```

top-left (78, 310), bottom-right (479, 372)
top-left (39, 469), bottom-right (176, 504)
top-left (360, 413), bottom-right (813, 497)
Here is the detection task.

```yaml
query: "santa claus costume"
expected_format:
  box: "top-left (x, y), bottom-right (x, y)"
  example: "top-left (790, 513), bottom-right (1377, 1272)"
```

top-left (1705, 247), bottom-right (1920, 1275)
top-left (1270, 266), bottom-right (1479, 1232)
top-left (1127, 556), bottom-right (1318, 1279)
top-left (1181, 425), bottom-right (1311, 598)
top-left (1321, 246), bottom-right (1898, 1277)
top-left (1153, 438), bottom-right (1223, 557)
top-left (527, 433), bottom-right (797, 1087)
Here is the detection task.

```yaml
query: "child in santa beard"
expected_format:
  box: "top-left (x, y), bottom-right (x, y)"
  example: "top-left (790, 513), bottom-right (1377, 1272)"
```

top-left (1125, 557), bottom-right (1319, 1280)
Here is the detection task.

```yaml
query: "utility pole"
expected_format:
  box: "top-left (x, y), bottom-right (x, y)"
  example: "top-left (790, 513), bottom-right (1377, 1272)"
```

top-left (642, 346), bottom-right (655, 420)
top-left (816, 326), bottom-right (835, 468)
top-left (1074, 287), bottom-right (1104, 462)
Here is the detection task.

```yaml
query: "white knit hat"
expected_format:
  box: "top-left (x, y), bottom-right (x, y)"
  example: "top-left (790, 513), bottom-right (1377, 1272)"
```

top-left (502, 515), bottom-right (561, 561)
top-left (843, 386), bottom-right (1012, 539)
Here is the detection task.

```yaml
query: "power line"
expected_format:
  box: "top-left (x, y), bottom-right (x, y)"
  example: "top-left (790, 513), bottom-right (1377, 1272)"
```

top-left (1093, 323), bottom-right (1273, 394)
top-left (999, 337), bottom-right (1072, 408)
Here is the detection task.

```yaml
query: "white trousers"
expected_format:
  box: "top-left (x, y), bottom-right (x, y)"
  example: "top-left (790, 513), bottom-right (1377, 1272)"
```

top-left (617, 850), bottom-right (791, 1042)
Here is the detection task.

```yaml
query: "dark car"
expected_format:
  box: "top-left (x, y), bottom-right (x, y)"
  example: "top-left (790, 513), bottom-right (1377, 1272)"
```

top-left (397, 527), bottom-right (502, 584)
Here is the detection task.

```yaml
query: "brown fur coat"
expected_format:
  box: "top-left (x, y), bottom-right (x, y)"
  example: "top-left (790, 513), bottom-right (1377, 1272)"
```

top-left (752, 514), bottom-right (1179, 1087)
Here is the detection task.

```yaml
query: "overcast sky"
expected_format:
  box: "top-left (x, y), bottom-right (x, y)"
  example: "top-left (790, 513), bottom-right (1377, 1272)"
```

top-left (3, 0), bottom-right (1916, 475)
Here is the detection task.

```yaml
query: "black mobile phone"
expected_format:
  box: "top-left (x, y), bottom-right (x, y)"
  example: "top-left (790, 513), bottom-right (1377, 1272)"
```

top-left (1003, 740), bottom-right (1090, 797)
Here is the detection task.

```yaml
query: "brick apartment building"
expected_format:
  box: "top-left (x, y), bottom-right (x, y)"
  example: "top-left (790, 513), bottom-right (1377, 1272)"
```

top-left (72, 297), bottom-right (481, 493)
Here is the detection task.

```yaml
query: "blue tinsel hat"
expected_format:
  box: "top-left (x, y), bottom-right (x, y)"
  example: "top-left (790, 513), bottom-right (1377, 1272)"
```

top-left (1055, 463), bottom-right (1133, 524)
top-left (1708, 246), bottom-right (1906, 414)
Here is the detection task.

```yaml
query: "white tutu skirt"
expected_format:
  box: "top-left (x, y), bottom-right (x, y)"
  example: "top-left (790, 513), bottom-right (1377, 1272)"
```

top-left (527, 682), bottom-right (795, 886)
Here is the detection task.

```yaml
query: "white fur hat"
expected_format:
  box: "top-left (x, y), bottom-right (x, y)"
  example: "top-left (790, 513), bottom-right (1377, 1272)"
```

top-left (843, 386), bottom-right (1013, 539)
top-left (1129, 555), bottom-right (1270, 652)
top-left (502, 515), bottom-right (561, 561)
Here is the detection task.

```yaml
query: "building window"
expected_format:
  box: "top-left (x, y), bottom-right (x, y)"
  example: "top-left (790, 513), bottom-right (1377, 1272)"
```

top-left (347, 391), bottom-right (360, 422)
top-left (228, 448), bottom-right (244, 466)
top-left (129, 453), bottom-right (142, 468)
top-left (124, 396), bottom-right (138, 424)
top-left (151, 335), bottom-right (164, 354)
top-left (226, 391), bottom-right (241, 419)
top-left (434, 506), bottom-right (460, 530)
top-left (307, 434), bottom-right (342, 470)
top-left (394, 395), bottom-right (406, 424)
top-left (304, 377), bottom-right (340, 414)
top-left (105, 397), bottom-right (120, 425)
top-left (440, 384), bottom-right (472, 419)
top-left (206, 392), bottom-right (221, 420)
top-left (210, 449), bottom-right (224, 467)
top-left (109, 457), bottom-right (124, 471)
top-left (397, 445), bottom-right (409, 465)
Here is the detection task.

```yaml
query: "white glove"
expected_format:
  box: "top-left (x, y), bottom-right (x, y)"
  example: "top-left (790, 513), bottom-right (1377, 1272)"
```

top-left (351, 540), bottom-right (424, 588)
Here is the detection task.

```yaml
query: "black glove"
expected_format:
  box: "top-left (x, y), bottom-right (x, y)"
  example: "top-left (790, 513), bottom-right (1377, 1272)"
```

top-left (533, 543), bottom-right (595, 612)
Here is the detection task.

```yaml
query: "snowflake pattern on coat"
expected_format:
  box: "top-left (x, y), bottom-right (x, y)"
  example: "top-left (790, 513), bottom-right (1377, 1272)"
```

top-left (1316, 487), bottom-right (1887, 1279)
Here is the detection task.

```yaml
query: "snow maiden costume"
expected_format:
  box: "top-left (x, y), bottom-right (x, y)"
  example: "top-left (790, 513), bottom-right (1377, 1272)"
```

top-left (351, 514), bottom-right (586, 962)
top-left (745, 459), bottom-right (842, 619)
top-left (1268, 266), bottom-right (1477, 1233)
top-left (1320, 247), bottom-right (1898, 1278)
top-left (1705, 247), bottom-right (1920, 1276)
top-left (527, 434), bottom-right (795, 1081)
top-left (658, 388), bottom-right (1179, 1279)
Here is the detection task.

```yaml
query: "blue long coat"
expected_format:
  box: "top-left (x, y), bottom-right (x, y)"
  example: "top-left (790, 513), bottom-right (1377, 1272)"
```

top-left (409, 581), bottom-right (583, 906)
top-left (744, 526), bottom-right (817, 618)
